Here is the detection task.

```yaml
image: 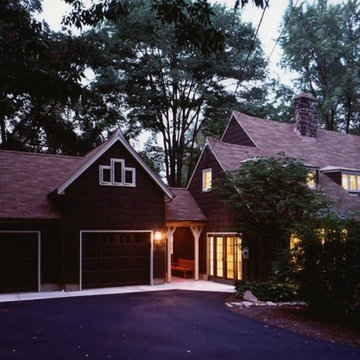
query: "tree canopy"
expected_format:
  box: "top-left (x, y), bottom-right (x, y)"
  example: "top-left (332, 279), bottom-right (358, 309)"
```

top-left (280, 0), bottom-right (360, 133)
top-left (217, 156), bottom-right (327, 239)
top-left (63, 0), bottom-right (270, 55)
top-left (84, 0), bottom-right (267, 186)
top-left (0, 0), bottom-right (106, 154)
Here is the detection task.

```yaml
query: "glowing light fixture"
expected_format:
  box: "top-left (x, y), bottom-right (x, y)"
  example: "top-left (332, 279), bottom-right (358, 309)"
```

top-left (154, 231), bottom-right (163, 243)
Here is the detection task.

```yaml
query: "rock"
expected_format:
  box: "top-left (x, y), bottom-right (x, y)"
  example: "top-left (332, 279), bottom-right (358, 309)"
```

top-left (242, 301), bottom-right (253, 307)
top-left (243, 290), bottom-right (258, 302)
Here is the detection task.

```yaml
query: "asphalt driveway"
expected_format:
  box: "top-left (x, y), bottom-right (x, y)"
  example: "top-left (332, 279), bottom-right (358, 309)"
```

top-left (0, 290), bottom-right (359, 360)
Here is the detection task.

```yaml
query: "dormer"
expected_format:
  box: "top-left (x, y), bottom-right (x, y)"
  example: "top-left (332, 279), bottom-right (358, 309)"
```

top-left (321, 166), bottom-right (360, 194)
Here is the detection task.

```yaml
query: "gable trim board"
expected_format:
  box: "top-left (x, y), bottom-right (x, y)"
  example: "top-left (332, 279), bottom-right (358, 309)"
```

top-left (57, 129), bottom-right (173, 199)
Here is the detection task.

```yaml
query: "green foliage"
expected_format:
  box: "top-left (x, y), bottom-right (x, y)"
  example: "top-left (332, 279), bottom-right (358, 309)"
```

top-left (0, 0), bottom-right (105, 154)
top-left (291, 215), bottom-right (360, 320)
top-left (85, 0), bottom-right (267, 186)
top-left (217, 156), bottom-right (326, 236)
top-left (280, 0), bottom-right (360, 133)
top-left (235, 281), bottom-right (299, 302)
top-left (64, 0), bottom-right (270, 55)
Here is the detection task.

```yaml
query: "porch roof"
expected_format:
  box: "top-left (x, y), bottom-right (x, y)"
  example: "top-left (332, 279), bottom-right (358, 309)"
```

top-left (166, 188), bottom-right (207, 222)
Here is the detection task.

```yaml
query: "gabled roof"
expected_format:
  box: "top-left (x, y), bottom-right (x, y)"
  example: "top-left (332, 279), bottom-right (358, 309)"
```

top-left (0, 150), bottom-right (81, 219)
top-left (56, 129), bottom-right (173, 199)
top-left (166, 188), bottom-right (207, 222)
top-left (232, 111), bottom-right (360, 170)
top-left (0, 129), bottom-right (173, 220)
top-left (198, 111), bottom-right (360, 215)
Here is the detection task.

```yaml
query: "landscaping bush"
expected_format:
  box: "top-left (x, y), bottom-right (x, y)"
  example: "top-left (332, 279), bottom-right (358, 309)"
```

top-left (235, 281), bottom-right (300, 302)
top-left (294, 216), bottom-right (360, 321)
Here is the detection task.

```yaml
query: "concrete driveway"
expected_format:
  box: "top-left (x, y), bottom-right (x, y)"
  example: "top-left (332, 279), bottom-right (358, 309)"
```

top-left (0, 290), bottom-right (359, 360)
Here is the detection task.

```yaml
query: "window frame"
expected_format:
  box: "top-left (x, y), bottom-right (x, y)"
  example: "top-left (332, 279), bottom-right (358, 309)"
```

top-left (99, 158), bottom-right (136, 187)
top-left (341, 171), bottom-right (360, 193)
top-left (202, 168), bottom-right (212, 192)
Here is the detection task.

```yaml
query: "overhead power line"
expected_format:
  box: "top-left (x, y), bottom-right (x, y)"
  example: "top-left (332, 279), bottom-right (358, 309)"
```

top-left (236, 5), bottom-right (267, 93)
top-left (266, 0), bottom-right (300, 66)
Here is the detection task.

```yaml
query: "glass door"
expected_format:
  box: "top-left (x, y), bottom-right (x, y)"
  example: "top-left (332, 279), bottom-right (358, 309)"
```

top-left (208, 235), bottom-right (242, 281)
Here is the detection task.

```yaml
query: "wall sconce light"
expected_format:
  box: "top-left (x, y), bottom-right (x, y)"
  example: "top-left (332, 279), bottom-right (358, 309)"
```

top-left (154, 231), bottom-right (164, 245)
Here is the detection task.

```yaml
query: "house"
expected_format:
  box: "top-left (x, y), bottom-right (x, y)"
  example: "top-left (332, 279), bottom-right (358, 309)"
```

top-left (186, 93), bottom-right (360, 281)
top-left (0, 130), bottom-right (173, 293)
top-left (1, 93), bottom-right (360, 293)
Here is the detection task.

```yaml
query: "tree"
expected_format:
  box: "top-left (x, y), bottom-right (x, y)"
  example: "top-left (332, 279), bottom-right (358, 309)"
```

top-left (285, 213), bottom-right (360, 320)
top-left (280, 0), bottom-right (360, 133)
top-left (0, 0), bottom-right (105, 154)
top-left (217, 155), bottom-right (328, 278)
top-left (84, 0), bottom-right (267, 186)
top-left (63, 0), bottom-right (270, 55)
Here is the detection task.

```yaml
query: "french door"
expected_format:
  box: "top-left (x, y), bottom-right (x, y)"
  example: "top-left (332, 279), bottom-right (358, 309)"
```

top-left (208, 234), bottom-right (242, 281)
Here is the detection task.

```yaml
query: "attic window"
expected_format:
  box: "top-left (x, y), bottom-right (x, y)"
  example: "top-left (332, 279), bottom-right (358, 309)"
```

top-left (99, 159), bottom-right (136, 187)
top-left (342, 173), bottom-right (360, 192)
top-left (202, 168), bottom-right (212, 192)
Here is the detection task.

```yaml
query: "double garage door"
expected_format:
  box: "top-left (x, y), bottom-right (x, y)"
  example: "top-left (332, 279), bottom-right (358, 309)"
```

top-left (82, 232), bottom-right (151, 289)
top-left (0, 233), bottom-right (39, 294)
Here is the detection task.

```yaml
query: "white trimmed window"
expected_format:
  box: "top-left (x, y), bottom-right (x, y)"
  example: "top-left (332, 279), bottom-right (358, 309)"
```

top-left (342, 172), bottom-right (360, 192)
top-left (99, 158), bottom-right (136, 187)
top-left (202, 168), bottom-right (212, 192)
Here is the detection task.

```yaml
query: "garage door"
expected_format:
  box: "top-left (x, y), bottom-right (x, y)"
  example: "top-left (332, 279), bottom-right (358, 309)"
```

top-left (0, 233), bottom-right (39, 293)
top-left (82, 232), bottom-right (151, 289)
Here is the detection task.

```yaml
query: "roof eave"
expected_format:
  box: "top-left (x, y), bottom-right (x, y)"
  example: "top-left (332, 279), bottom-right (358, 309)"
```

top-left (56, 129), bottom-right (174, 199)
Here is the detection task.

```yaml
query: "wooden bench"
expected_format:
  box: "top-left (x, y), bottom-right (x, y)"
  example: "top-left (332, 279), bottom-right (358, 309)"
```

top-left (171, 258), bottom-right (194, 278)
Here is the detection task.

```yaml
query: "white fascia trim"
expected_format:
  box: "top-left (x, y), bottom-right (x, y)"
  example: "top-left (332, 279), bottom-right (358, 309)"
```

top-left (320, 166), bottom-right (360, 173)
top-left (221, 112), bottom-right (259, 148)
top-left (0, 231), bottom-right (41, 292)
top-left (186, 140), bottom-right (227, 190)
top-left (57, 129), bottom-right (173, 199)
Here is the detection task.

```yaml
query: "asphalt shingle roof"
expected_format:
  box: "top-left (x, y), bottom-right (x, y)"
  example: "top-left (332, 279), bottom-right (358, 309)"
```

top-left (0, 150), bottom-right (82, 219)
top-left (207, 111), bottom-right (360, 215)
top-left (232, 111), bottom-right (360, 170)
top-left (166, 188), bottom-right (207, 222)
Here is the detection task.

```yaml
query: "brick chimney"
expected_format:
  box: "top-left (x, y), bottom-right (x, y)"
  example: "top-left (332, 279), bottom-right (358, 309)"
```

top-left (294, 93), bottom-right (318, 141)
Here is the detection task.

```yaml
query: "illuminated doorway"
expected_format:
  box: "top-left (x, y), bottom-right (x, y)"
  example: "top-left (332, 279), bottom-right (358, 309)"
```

top-left (208, 234), bottom-right (242, 282)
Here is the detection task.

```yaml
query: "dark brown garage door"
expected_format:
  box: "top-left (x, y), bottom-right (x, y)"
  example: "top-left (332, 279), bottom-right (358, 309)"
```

top-left (82, 232), bottom-right (151, 289)
top-left (0, 233), bottom-right (39, 293)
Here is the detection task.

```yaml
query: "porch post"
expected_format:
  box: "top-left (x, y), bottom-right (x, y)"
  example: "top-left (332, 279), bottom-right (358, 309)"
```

top-left (165, 225), bottom-right (177, 283)
top-left (190, 225), bottom-right (204, 281)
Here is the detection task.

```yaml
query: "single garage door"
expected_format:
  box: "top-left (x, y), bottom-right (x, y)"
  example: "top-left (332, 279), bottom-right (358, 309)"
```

top-left (0, 233), bottom-right (39, 293)
top-left (82, 232), bottom-right (151, 289)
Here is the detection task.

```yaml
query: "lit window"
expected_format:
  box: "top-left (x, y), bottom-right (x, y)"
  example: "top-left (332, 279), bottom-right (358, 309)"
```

top-left (307, 170), bottom-right (316, 189)
top-left (341, 172), bottom-right (360, 192)
top-left (350, 175), bottom-right (356, 191)
top-left (99, 158), bottom-right (136, 187)
top-left (202, 169), bottom-right (212, 192)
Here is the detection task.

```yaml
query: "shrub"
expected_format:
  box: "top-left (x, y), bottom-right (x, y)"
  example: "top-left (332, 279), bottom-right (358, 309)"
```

top-left (294, 216), bottom-right (360, 320)
top-left (235, 281), bottom-right (300, 302)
